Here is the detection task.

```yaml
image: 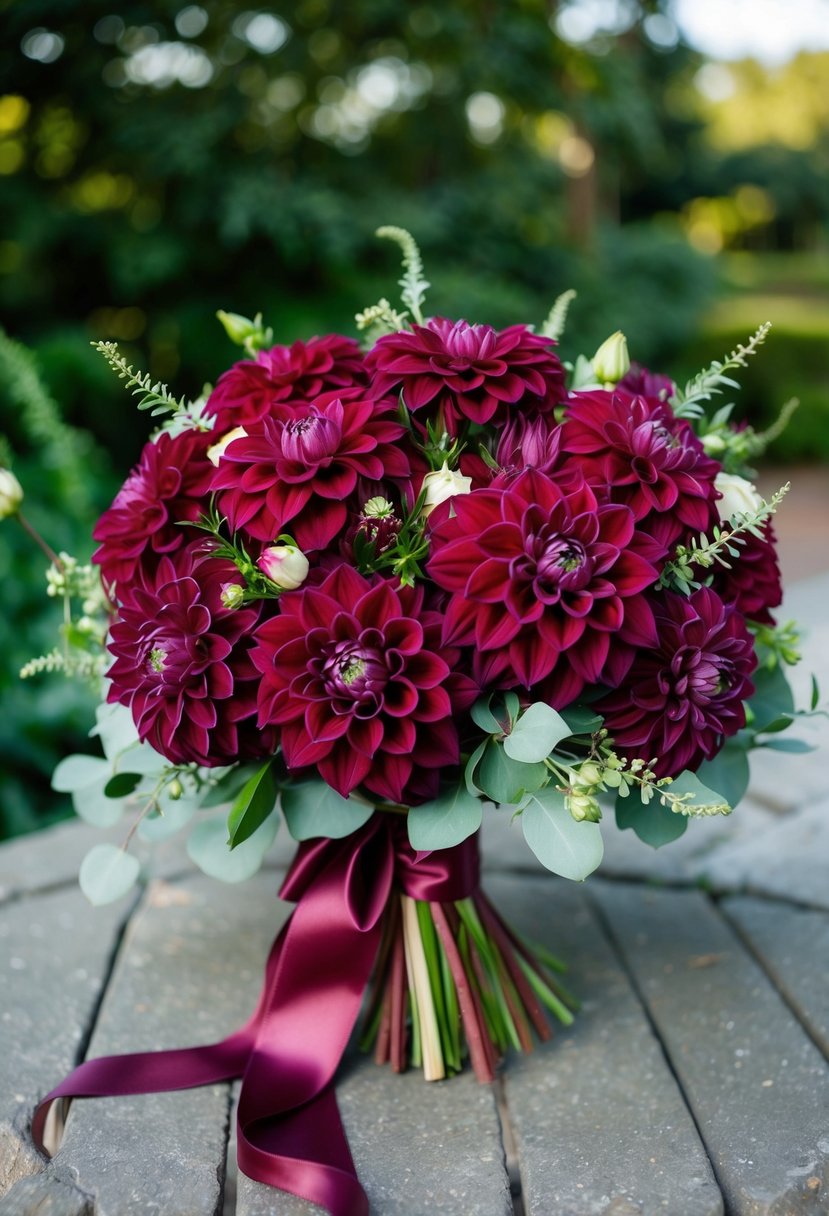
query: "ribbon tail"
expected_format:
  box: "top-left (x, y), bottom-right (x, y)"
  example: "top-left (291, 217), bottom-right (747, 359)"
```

top-left (238, 1088), bottom-right (368, 1216)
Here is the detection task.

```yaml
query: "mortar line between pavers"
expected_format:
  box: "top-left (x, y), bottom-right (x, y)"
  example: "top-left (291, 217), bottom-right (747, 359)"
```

top-left (69, 886), bottom-right (145, 1070)
top-left (493, 1073), bottom-right (525, 1216)
top-left (715, 898), bottom-right (829, 1065)
top-left (583, 886), bottom-right (730, 1216)
top-left (215, 1083), bottom-right (235, 1216)
top-left (0, 874), bottom-right (88, 910)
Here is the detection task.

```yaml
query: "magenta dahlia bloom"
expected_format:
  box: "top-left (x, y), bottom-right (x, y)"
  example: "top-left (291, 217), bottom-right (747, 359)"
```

top-left (252, 566), bottom-right (476, 804)
top-left (367, 318), bottom-right (566, 434)
top-left (93, 430), bottom-right (213, 589)
top-left (205, 335), bottom-right (367, 431)
top-left (617, 362), bottom-right (675, 401)
top-left (495, 413), bottom-right (563, 476)
top-left (106, 546), bottom-right (278, 767)
top-left (210, 389), bottom-right (411, 551)
top-left (559, 390), bottom-right (720, 546)
top-left (713, 521), bottom-right (783, 626)
top-left (596, 586), bottom-right (756, 778)
top-left (427, 469), bottom-right (662, 694)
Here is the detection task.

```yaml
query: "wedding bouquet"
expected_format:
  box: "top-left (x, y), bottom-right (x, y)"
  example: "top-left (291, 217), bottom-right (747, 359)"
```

top-left (8, 228), bottom-right (809, 1216)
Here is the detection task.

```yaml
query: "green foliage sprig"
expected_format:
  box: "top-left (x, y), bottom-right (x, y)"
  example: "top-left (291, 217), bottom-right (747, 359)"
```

top-left (355, 298), bottom-right (409, 345)
top-left (375, 226), bottom-right (430, 325)
top-left (93, 341), bottom-right (188, 418)
top-left (658, 483), bottom-right (789, 595)
top-left (672, 322), bottom-right (772, 419)
top-left (540, 289), bottom-right (577, 341)
top-left (20, 552), bottom-right (109, 683)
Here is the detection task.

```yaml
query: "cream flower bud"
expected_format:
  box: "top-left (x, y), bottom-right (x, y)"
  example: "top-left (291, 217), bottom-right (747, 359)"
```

top-left (591, 330), bottom-right (630, 386)
top-left (421, 462), bottom-right (473, 518)
top-left (715, 472), bottom-right (763, 522)
top-left (0, 468), bottom-right (23, 519)
top-left (216, 310), bottom-right (258, 345)
top-left (207, 426), bottom-right (247, 466)
top-left (258, 543), bottom-right (310, 591)
top-left (220, 582), bottom-right (245, 610)
top-left (701, 432), bottom-right (727, 456)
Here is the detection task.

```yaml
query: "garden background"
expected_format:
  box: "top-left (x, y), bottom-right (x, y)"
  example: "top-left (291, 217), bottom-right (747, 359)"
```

top-left (1, 0), bottom-right (827, 840)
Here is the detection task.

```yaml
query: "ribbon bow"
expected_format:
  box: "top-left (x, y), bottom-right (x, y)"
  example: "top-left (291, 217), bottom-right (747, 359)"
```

top-left (32, 814), bottom-right (480, 1216)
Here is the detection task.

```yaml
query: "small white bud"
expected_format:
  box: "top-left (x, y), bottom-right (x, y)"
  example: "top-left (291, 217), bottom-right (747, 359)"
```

top-left (701, 432), bottom-right (727, 456)
top-left (591, 331), bottom-right (630, 386)
top-left (220, 582), bottom-right (245, 610)
top-left (715, 472), bottom-right (763, 522)
top-left (421, 462), bottom-right (473, 518)
top-left (0, 468), bottom-right (23, 519)
top-left (207, 426), bottom-right (247, 466)
top-left (258, 543), bottom-right (310, 591)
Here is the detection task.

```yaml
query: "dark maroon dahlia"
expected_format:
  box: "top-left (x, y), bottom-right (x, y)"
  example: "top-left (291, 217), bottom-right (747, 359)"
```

top-left (93, 430), bottom-right (214, 590)
top-left (712, 520), bottom-right (783, 626)
top-left (426, 468), bottom-right (662, 694)
top-left (209, 388), bottom-right (412, 551)
top-left (559, 390), bottom-right (720, 546)
top-left (367, 318), bottom-right (566, 434)
top-left (252, 565), bottom-right (476, 805)
top-left (595, 585), bottom-right (757, 778)
top-left (617, 362), bottom-right (675, 401)
top-left (106, 546), bottom-right (278, 767)
top-left (205, 335), bottom-right (367, 431)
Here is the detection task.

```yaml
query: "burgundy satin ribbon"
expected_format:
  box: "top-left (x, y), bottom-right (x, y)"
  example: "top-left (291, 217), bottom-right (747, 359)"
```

top-left (32, 815), bottom-right (480, 1216)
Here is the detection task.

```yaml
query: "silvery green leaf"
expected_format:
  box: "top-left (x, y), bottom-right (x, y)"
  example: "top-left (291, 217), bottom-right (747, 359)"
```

top-left (52, 754), bottom-right (110, 793)
top-left (503, 702), bottom-right (572, 763)
top-left (408, 783), bottom-right (483, 851)
top-left (281, 780), bottom-right (374, 841)
top-left (89, 701), bottom-right (140, 761)
top-left (464, 739), bottom-right (488, 796)
top-left (79, 844), bottom-right (140, 906)
top-left (478, 742), bottom-right (547, 804)
top-left (521, 788), bottom-right (603, 881)
top-left (137, 795), bottom-right (198, 842)
top-left (615, 793), bottom-right (689, 847)
top-left (697, 743), bottom-right (751, 811)
top-left (72, 782), bottom-right (128, 828)
top-left (186, 813), bottom-right (278, 883)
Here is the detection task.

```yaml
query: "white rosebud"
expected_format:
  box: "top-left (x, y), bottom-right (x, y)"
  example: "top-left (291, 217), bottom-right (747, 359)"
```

top-left (591, 331), bottom-right (630, 386)
top-left (0, 467), bottom-right (23, 519)
top-left (207, 426), bottom-right (247, 466)
top-left (715, 472), bottom-right (763, 522)
top-left (258, 543), bottom-right (310, 591)
top-left (421, 462), bottom-right (473, 518)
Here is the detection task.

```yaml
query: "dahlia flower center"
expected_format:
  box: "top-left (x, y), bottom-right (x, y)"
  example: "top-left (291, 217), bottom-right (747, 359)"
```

top-left (148, 647), bottom-right (166, 673)
top-left (322, 641), bottom-right (387, 704)
top-left (534, 533), bottom-right (588, 591)
top-left (664, 648), bottom-right (734, 703)
top-left (443, 321), bottom-right (496, 366)
top-left (282, 408), bottom-right (341, 464)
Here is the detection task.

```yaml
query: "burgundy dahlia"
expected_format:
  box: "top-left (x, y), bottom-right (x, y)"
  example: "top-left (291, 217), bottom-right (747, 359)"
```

top-left (367, 318), bottom-right (566, 434)
top-left (617, 362), bottom-right (675, 401)
top-left (426, 468), bottom-right (662, 696)
top-left (106, 546), bottom-right (278, 767)
top-left (252, 565), bottom-right (476, 804)
top-left (495, 412), bottom-right (563, 476)
top-left (205, 335), bottom-right (367, 431)
top-left (93, 430), bottom-right (213, 590)
top-left (712, 521), bottom-right (783, 626)
top-left (595, 585), bottom-right (756, 778)
top-left (559, 390), bottom-right (720, 546)
top-left (210, 389), bottom-right (412, 551)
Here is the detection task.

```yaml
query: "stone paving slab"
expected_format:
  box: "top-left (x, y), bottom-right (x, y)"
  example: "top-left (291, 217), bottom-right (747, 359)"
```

top-left (0, 886), bottom-right (128, 1200)
top-left (1, 872), bottom-right (291, 1216)
top-left (592, 881), bottom-right (829, 1215)
top-left (486, 875), bottom-right (723, 1216)
top-left (236, 1062), bottom-right (513, 1216)
top-left (722, 896), bottom-right (829, 1059)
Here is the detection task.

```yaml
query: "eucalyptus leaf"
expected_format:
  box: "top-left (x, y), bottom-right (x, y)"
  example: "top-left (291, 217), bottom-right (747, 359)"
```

top-left (615, 794), bottom-right (689, 847)
top-left (281, 780), bottom-right (374, 841)
top-left (72, 783), bottom-right (128, 828)
top-left (478, 741), bottom-right (547, 804)
top-left (464, 739), bottom-right (488, 796)
top-left (89, 701), bottom-right (141, 762)
top-left (667, 770), bottom-right (731, 814)
top-left (408, 783), bottom-right (483, 851)
top-left (748, 663), bottom-right (795, 732)
top-left (697, 743), bottom-right (751, 810)
top-left (227, 762), bottom-right (278, 849)
top-left (52, 754), bottom-right (110, 793)
top-left (761, 737), bottom-right (815, 753)
top-left (137, 795), bottom-right (198, 842)
top-left (560, 705), bottom-right (604, 736)
top-left (187, 814), bottom-right (278, 883)
top-left (79, 844), bottom-right (140, 906)
top-left (200, 764), bottom-right (257, 808)
top-left (104, 772), bottom-right (143, 799)
top-left (504, 702), bottom-right (571, 763)
top-left (470, 697), bottom-right (502, 735)
top-left (521, 788), bottom-right (603, 881)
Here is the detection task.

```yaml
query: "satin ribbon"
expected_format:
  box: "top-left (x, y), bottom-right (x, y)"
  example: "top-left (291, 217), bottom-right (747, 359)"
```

top-left (32, 814), bottom-right (480, 1216)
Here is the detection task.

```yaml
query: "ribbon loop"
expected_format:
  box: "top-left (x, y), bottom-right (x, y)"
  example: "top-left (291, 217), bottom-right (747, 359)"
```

top-left (32, 814), bottom-right (481, 1216)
